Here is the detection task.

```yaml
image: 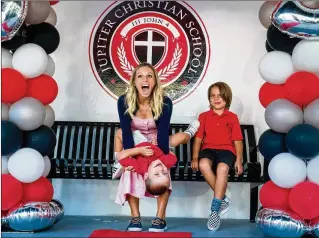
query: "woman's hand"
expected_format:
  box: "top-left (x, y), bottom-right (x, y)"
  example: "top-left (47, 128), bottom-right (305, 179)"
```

top-left (138, 146), bottom-right (154, 157)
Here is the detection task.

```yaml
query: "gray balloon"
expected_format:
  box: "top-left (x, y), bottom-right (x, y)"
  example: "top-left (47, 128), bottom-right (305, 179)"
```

top-left (43, 105), bottom-right (55, 127)
top-left (304, 98), bottom-right (319, 129)
top-left (265, 99), bottom-right (304, 133)
top-left (259, 1), bottom-right (278, 29)
top-left (1, 103), bottom-right (9, 120)
top-left (9, 97), bottom-right (45, 131)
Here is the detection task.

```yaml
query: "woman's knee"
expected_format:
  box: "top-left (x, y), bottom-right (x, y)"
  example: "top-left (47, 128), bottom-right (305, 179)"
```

top-left (199, 159), bottom-right (212, 173)
top-left (216, 163), bottom-right (229, 176)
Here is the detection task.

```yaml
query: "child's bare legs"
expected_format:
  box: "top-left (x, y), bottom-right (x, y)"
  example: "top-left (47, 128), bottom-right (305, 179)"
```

top-left (169, 132), bottom-right (190, 147)
top-left (169, 120), bottom-right (200, 147)
top-left (214, 163), bottom-right (229, 200)
top-left (114, 128), bottom-right (123, 152)
top-left (199, 158), bottom-right (216, 191)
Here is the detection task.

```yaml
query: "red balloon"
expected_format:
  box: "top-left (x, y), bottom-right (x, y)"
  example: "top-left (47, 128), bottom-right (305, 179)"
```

top-left (289, 181), bottom-right (319, 219)
top-left (311, 216), bottom-right (319, 226)
top-left (26, 75), bottom-right (58, 105)
top-left (260, 180), bottom-right (291, 210)
top-left (22, 177), bottom-right (54, 202)
top-left (49, 1), bottom-right (59, 5)
top-left (1, 174), bottom-right (23, 211)
top-left (1, 68), bottom-right (27, 104)
top-left (259, 82), bottom-right (286, 108)
top-left (284, 71), bottom-right (319, 107)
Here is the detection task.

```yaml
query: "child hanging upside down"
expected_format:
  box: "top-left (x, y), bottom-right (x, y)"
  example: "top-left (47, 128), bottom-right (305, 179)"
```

top-left (116, 130), bottom-right (177, 195)
top-left (112, 120), bottom-right (200, 196)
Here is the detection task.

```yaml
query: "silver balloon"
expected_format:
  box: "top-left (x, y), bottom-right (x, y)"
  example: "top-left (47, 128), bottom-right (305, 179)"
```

top-left (7, 201), bottom-right (63, 231)
top-left (9, 97), bottom-right (46, 131)
top-left (313, 220), bottom-right (319, 237)
top-left (265, 99), bottom-right (304, 133)
top-left (49, 199), bottom-right (64, 224)
top-left (256, 208), bottom-right (309, 238)
top-left (304, 99), bottom-right (319, 129)
top-left (1, 1), bottom-right (28, 42)
top-left (2, 103), bottom-right (9, 120)
top-left (259, 1), bottom-right (278, 29)
top-left (43, 105), bottom-right (55, 128)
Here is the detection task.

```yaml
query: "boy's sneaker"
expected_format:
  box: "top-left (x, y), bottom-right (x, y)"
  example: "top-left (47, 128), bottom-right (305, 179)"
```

top-left (184, 120), bottom-right (200, 138)
top-left (207, 211), bottom-right (220, 231)
top-left (149, 217), bottom-right (167, 232)
top-left (112, 160), bottom-right (124, 180)
top-left (220, 196), bottom-right (231, 215)
top-left (126, 217), bottom-right (142, 231)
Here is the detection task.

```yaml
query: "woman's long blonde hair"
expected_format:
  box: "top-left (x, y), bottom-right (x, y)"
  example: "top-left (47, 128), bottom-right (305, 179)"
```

top-left (125, 63), bottom-right (164, 120)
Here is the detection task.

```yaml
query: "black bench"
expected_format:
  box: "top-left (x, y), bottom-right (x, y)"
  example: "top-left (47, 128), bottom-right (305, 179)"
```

top-left (48, 121), bottom-right (263, 222)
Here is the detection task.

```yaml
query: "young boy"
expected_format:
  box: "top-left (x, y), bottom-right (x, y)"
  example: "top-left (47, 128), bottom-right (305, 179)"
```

top-left (117, 130), bottom-right (177, 196)
top-left (191, 82), bottom-right (244, 231)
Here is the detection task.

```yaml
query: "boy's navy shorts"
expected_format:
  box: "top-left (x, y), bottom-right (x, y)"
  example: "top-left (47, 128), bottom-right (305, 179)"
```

top-left (198, 149), bottom-right (235, 174)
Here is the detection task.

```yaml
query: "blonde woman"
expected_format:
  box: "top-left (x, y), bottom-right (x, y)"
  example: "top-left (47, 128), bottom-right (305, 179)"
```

top-left (114, 62), bottom-right (199, 232)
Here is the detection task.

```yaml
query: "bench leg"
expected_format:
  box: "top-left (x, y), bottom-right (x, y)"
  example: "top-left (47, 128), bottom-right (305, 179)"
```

top-left (250, 185), bottom-right (259, 222)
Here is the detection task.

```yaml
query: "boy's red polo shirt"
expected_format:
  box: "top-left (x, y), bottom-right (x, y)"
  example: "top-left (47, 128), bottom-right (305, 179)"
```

top-left (195, 108), bottom-right (243, 156)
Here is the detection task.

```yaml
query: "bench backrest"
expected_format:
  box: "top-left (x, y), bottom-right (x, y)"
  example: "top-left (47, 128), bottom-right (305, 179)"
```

top-left (48, 121), bottom-right (258, 181)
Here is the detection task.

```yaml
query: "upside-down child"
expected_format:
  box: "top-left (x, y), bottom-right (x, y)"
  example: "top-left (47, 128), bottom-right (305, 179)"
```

top-left (113, 120), bottom-right (200, 196)
top-left (191, 82), bottom-right (244, 231)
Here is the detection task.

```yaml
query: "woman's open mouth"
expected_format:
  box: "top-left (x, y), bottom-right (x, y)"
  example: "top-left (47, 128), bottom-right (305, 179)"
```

top-left (141, 84), bottom-right (150, 94)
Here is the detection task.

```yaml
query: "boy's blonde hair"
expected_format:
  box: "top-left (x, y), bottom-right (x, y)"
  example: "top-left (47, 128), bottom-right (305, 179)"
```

top-left (125, 62), bottom-right (164, 120)
top-left (207, 82), bottom-right (232, 109)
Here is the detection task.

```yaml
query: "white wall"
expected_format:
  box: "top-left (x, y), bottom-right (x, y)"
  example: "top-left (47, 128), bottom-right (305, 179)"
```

top-left (50, 1), bottom-right (268, 219)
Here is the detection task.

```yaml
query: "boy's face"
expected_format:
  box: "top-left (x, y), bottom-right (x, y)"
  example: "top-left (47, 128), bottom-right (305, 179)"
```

top-left (145, 159), bottom-right (170, 183)
top-left (209, 86), bottom-right (226, 110)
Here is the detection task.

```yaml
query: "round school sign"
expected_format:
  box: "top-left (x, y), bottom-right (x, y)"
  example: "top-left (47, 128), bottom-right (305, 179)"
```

top-left (89, 1), bottom-right (210, 103)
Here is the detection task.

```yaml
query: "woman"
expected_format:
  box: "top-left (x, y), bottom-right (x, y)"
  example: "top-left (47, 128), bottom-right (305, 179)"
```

top-left (114, 62), bottom-right (199, 232)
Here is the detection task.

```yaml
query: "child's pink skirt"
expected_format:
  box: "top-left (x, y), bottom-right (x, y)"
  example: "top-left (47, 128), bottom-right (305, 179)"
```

top-left (115, 170), bottom-right (172, 205)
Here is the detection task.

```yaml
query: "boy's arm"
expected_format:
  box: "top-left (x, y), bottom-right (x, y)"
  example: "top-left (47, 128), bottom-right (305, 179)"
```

top-left (234, 141), bottom-right (243, 162)
top-left (192, 137), bottom-right (203, 162)
top-left (232, 115), bottom-right (244, 175)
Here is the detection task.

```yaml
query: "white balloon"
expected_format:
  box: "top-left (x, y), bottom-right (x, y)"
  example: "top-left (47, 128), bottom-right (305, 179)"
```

top-left (268, 152), bottom-right (307, 188)
top-left (2, 103), bottom-right (9, 120)
top-left (2, 48), bottom-right (13, 68)
top-left (259, 51), bottom-right (295, 84)
top-left (45, 7), bottom-right (57, 26)
top-left (8, 148), bottom-right (45, 183)
top-left (307, 156), bottom-right (319, 185)
top-left (2, 156), bottom-right (9, 174)
top-left (12, 43), bottom-right (48, 78)
top-left (42, 156), bottom-right (51, 177)
top-left (292, 40), bottom-right (319, 74)
top-left (43, 55), bottom-right (55, 77)
top-left (43, 105), bottom-right (55, 127)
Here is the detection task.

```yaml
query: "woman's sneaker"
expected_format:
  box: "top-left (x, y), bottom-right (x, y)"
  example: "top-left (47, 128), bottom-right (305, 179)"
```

top-left (220, 196), bottom-right (231, 215)
top-left (149, 217), bottom-right (167, 232)
top-left (126, 217), bottom-right (142, 231)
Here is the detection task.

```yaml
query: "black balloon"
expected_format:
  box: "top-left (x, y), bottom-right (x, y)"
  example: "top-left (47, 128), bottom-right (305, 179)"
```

top-left (267, 25), bottom-right (301, 54)
top-left (1, 121), bottom-right (23, 156)
top-left (23, 125), bottom-right (57, 156)
top-left (265, 41), bottom-right (274, 53)
top-left (2, 24), bottom-right (27, 52)
top-left (26, 22), bottom-right (60, 54)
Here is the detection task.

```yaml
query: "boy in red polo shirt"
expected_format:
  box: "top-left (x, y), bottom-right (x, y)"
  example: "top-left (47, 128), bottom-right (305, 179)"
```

top-left (191, 82), bottom-right (244, 231)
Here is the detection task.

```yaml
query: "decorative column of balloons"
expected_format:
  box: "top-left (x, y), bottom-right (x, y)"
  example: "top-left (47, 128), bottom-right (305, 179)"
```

top-left (256, 1), bottom-right (319, 238)
top-left (1, 1), bottom-right (64, 232)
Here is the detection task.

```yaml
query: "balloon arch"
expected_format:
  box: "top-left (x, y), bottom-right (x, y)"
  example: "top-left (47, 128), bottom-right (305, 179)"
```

top-left (2, 1), bottom-right (64, 231)
top-left (256, 1), bottom-right (319, 238)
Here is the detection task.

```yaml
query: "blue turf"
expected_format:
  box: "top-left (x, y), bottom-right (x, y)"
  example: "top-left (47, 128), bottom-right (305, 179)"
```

top-left (2, 216), bottom-right (266, 237)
